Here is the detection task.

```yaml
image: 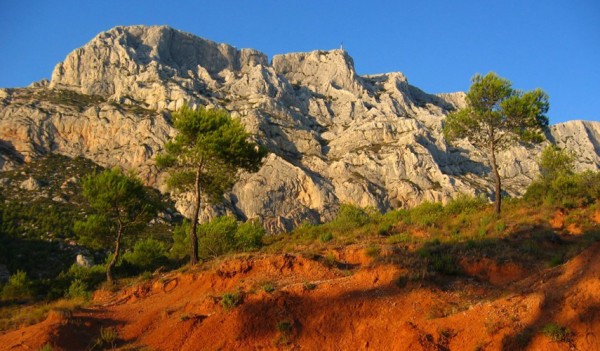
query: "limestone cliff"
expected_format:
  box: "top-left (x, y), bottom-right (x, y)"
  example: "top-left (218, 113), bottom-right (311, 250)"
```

top-left (1, 25), bottom-right (599, 232)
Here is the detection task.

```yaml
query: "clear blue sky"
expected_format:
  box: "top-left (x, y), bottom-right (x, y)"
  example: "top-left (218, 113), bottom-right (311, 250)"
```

top-left (1, 1), bottom-right (599, 125)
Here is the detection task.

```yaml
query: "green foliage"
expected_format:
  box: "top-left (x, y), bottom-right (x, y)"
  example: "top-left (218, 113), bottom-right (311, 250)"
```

top-left (38, 343), bottom-right (54, 351)
top-left (0, 270), bottom-right (35, 302)
top-left (319, 232), bottom-right (334, 243)
top-left (234, 219), bottom-right (265, 251)
top-left (156, 105), bottom-right (267, 264)
top-left (35, 89), bottom-right (105, 111)
top-left (444, 72), bottom-right (549, 213)
top-left (123, 238), bottom-right (167, 271)
top-left (539, 145), bottom-right (575, 182)
top-left (75, 168), bottom-right (157, 246)
top-left (156, 105), bottom-right (267, 199)
top-left (444, 194), bottom-right (487, 216)
top-left (303, 281), bottom-right (317, 291)
top-left (221, 292), bottom-right (242, 311)
top-left (261, 281), bottom-right (276, 293)
top-left (169, 220), bottom-right (191, 260)
top-left (331, 204), bottom-right (372, 230)
top-left (418, 244), bottom-right (461, 276)
top-left (541, 323), bottom-right (572, 342)
top-left (365, 244), bottom-right (381, 258)
top-left (409, 201), bottom-right (445, 227)
top-left (74, 215), bottom-right (113, 249)
top-left (65, 279), bottom-right (90, 300)
top-left (444, 72), bottom-right (549, 149)
top-left (94, 326), bottom-right (118, 349)
top-left (526, 167), bottom-right (600, 208)
top-left (386, 232), bottom-right (413, 244)
top-left (64, 264), bottom-right (106, 291)
top-left (170, 216), bottom-right (265, 261)
top-left (74, 168), bottom-right (158, 282)
top-left (198, 216), bottom-right (238, 259)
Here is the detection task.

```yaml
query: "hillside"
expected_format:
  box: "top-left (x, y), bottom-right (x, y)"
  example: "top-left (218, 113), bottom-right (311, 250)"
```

top-left (1, 202), bottom-right (599, 350)
top-left (1, 25), bottom-right (599, 232)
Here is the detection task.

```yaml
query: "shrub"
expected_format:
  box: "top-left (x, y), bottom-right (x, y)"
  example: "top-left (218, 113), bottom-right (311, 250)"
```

top-left (65, 279), bottom-right (90, 300)
top-left (331, 204), bottom-right (372, 231)
top-left (65, 263), bottom-right (105, 289)
top-left (95, 326), bottom-right (118, 349)
top-left (221, 292), bottom-right (242, 311)
top-left (539, 145), bottom-right (574, 182)
top-left (198, 216), bottom-right (238, 259)
top-left (261, 282), bottom-right (275, 293)
top-left (171, 216), bottom-right (266, 261)
top-left (169, 220), bottom-right (190, 260)
top-left (0, 270), bottom-right (34, 302)
top-left (123, 238), bottom-right (167, 271)
top-left (409, 202), bottom-right (444, 227)
top-left (444, 194), bottom-right (486, 215)
top-left (235, 219), bottom-right (265, 250)
top-left (541, 323), bottom-right (572, 342)
top-left (525, 145), bottom-right (600, 207)
top-left (430, 253), bottom-right (461, 275)
top-left (319, 232), bottom-right (334, 243)
top-left (303, 281), bottom-right (317, 291)
top-left (386, 232), bottom-right (412, 244)
top-left (418, 243), bottom-right (461, 275)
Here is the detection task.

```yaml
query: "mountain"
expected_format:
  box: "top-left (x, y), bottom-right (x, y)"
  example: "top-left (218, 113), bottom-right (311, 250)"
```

top-left (1, 25), bottom-right (599, 232)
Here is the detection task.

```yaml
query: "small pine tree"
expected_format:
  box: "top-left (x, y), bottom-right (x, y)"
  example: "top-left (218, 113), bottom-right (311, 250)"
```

top-left (74, 168), bottom-right (157, 283)
top-left (444, 72), bottom-right (549, 214)
top-left (156, 106), bottom-right (266, 264)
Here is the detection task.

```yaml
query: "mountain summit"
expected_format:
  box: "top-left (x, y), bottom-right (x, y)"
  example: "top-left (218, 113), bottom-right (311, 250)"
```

top-left (1, 25), bottom-right (599, 231)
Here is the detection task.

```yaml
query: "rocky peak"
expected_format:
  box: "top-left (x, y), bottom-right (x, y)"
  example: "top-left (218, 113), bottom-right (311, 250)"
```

top-left (1, 25), bottom-right (599, 232)
top-left (272, 49), bottom-right (362, 96)
top-left (49, 25), bottom-right (268, 110)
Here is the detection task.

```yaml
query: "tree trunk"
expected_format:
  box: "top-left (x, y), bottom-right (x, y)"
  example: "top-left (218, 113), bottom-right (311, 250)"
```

top-left (490, 148), bottom-right (502, 215)
top-left (189, 165), bottom-right (202, 265)
top-left (106, 224), bottom-right (123, 284)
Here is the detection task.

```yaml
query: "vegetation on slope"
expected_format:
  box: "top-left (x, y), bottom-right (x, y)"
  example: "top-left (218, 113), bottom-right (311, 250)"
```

top-left (0, 147), bottom-right (598, 339)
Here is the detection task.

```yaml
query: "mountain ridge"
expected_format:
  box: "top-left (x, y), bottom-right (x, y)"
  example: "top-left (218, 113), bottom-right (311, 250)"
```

top-left (1, 25), bottom-right (599, 232)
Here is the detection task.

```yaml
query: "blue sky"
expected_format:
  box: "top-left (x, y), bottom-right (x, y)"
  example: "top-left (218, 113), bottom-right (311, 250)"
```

top-left (1, 1), bottom-right (598, 125)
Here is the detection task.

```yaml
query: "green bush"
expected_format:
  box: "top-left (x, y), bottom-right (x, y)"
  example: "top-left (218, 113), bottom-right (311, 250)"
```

top-left (198, 216), bottom-right (238, 259)
top-left (409, 202), bottom-right (445, 227)
top-left (331, 204), bottom-right (372, 231)
top-left (525, 145), bottom-right (600, 207)
top-left (169, 220), bottom-right (190, 260)
top-left (319, 232), bottom-right (334, 243)
top-left (123, 238), bottom-right (167, 271)
top-left (63, 263), bottom-right (105, 291)
top-left (539, 145), bottom-right (575, 182)
top-left (65, 279), bottom-right (91, 300)
top-left (526, 171), bottom-right (600, 208)
top-left (221, 292), bottom-right (242, 311)
top-left (541, 323), bottom-right (572, 342)
top-left (0, 270), bottom-right (35, 302)
top-left (171, 216), bottom-right (266, 260)
top-left (235, 219), bottom-right (265, 250)
top-left (444, 194), bottom-right (486, 215)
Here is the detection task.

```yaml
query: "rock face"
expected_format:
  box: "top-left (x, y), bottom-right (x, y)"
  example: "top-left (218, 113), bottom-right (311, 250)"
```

top-left (1, 25), bottom-right (599, 232)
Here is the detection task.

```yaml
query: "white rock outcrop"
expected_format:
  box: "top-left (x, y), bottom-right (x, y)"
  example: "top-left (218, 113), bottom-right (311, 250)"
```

top-left (1, 25), bottom-right (599, 232)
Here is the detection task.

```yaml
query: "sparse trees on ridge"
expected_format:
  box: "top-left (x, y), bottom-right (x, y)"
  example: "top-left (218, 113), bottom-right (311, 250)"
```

top-left (444, 72), bottom-right (549, 214)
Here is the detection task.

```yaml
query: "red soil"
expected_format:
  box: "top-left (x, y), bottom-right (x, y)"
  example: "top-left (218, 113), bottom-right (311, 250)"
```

top-left (2, 245), bottom-right (600, 350)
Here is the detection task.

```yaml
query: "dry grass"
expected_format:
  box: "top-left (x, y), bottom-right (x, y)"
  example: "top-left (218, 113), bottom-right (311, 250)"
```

top-left (0, 297), bottom-right (86, 332)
